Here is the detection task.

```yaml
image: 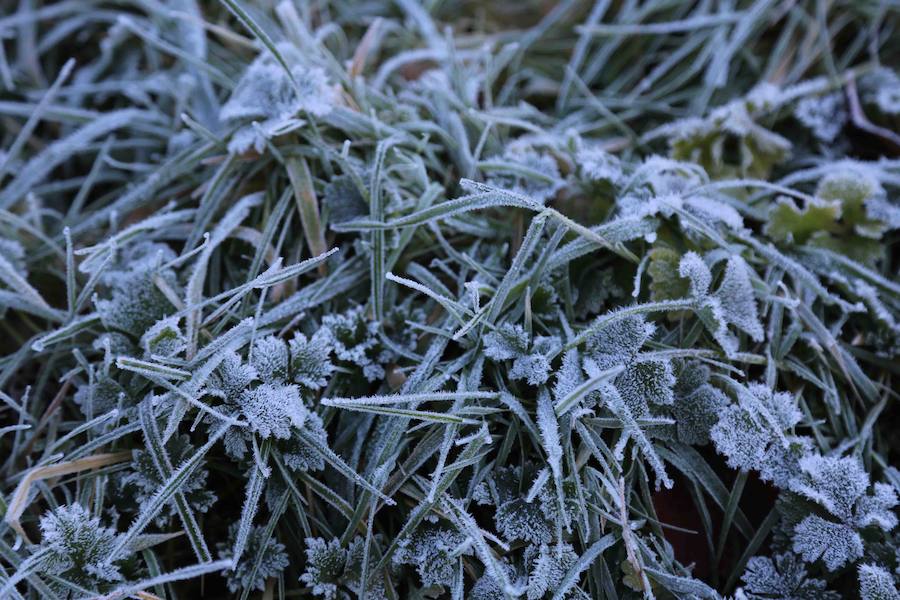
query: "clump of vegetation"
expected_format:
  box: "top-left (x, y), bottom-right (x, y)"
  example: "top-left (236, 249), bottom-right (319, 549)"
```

top-left (0, 1), bottom-right (898, 598)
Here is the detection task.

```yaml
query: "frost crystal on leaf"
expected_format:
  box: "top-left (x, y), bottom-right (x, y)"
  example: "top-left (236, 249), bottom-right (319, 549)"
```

top-left (679, 251), bottom-right (712, 297)
top-left (739, 553), bottom-right (839, 600)
top-left (678, 252), bottom-right (764, 356)
top-left (671, 361), bottom-right (728, 445)
top-left (577, 144), bottom-right (624, 184)
top-left (300, 537), bottom-right (348, 600)
top-left (715, 256), bottom-right (765, 342)
top-left (239, 383), bottom-right (307, 439)
top-left (290, 328), bottom-right (335, 389)
top-left (792, 515), bottom-right (864, 572)
top-left (218, 523), bottom-right (289, 593)
top-left (858, 564), bottom-right (900, 600)
top-left (393, 524), bottom-right (469, 588)
top-left (525, 543), bottom-right (578, 600)
top-left (711, 383), bottom-right (810, 487)
top-left (209, 351), bottom-right (259, 402)
top-left (37, 504), bottom-right (126, 587)
top-left (794, 93), bottom-right (847, 142)
top-left (484, 323), bottom-right (561, 386)
top-left (121, 433), bottom-right (216, 525)
top-left (251, 335), bottom-right (290, 384)
top-left (322, 305), bottom-right (391, 382)
top-left (495, 498), bottom-right (553, 545)
top-left (141, 316), bottom-right (186, 358)
top-left (282, 411), bottom-right (328, 472)
top-left (96, 264), bottom-right (177, 337)
top-left (789, 455), bottom-right (898, 571)
top-left (221, 43), bottom-right (337, 154)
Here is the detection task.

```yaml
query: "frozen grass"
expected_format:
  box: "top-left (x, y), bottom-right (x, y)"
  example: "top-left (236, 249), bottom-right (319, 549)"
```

top-left (0, 0), bottom-right (898, 598)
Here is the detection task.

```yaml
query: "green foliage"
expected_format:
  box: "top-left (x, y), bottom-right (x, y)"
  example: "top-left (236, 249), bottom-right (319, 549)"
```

top-left (1, 1), bottom-right (898, 599)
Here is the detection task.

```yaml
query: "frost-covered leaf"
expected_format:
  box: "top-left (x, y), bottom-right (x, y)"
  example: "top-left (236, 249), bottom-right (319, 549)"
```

top-left (281, 412), bottom-right (328, 472)
top-left (790, 455), bottom-right (870, 520)
top-left (288, 328), bottom-right (335, 390)
top-left (495, 498), bottom-right (553, 545)
top-left (74, 373), bottom-right (128, 416)
top-left (792, 514), bottom-right (864, 571)
top-left (300, 537), bottom-right (348, 600)
top-left (671, 362), bottom-right (728, 445)
top-left (794, 93), bottom-right (847, 142)
top-left (37, 504), bottom-right (127, 587)
top-left (615, 358), bottom-right (676, 415)
top-left (678, 251), bottom-right (712, 298)
top-left (714, 256), bottom-right (764, 342)
top-left (525, 543), bottom-right (578, 600)
top-left (659, 89), bottom-right (792, 179)
top-left (485, 323), bottom-right (561, 386)
top-left (239, 383), bottom-right (307, 439)
top-left (209, 351), bottom-right (259, 402)
top-left (393, 524), bottom-right (469, 589)
top-left (765, 196), bottom-right (842, 244)
top-left (484, 323), bottom-right (530, 361)
top-left (141, 316), bottom-right (186, 358)
top-left (858, 564), bottom-right (900, 600)
top-left (584, 314), bottom-right (655, 370)
top-left (647, 246), bottom-right (691, 302)
top-left (217, 522), bottom-right (288, 593)
top-left (121, 433), bottom-right (216, 525)
top-left (739, 552), bottom-right (839, 600)
top-left (678, 252), bottom-right (764, 355)
top-left (251, 335), bottom-right (289, 384)
top-left (96, 263), bottom-right (178, 337)
top-left (711, 383), bottom-right (809, 487)
top-left (788, 455), bottom-right (898, 571)
top-left (221, 43), bottom-right (337, 154)
top-left (322, 305), bottom-right (390, 382)
top-left (577, 145), bottom-right (624, 185)
top-left (483, 146), bottom-right (564, 204)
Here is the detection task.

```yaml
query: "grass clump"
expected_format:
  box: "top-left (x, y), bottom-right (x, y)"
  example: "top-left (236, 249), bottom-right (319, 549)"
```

top-left (0, 1), bottom-right (898, 598)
